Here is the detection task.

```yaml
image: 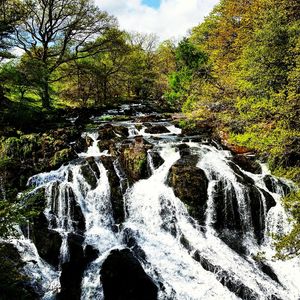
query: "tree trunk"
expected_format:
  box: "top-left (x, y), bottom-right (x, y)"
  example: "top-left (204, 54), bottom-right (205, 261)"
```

top-left (103, 77), bottom-right (108, 103)
top-left (42, 81), bottom-right (50, 109)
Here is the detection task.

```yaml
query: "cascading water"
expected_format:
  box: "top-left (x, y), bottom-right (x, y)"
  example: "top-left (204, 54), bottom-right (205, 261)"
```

top-left (9, 121), bottom-right (300, 300)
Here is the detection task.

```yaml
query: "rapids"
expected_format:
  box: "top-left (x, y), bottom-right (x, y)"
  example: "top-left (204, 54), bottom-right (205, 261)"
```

top-left (9, 117), bottom-right (300, 300)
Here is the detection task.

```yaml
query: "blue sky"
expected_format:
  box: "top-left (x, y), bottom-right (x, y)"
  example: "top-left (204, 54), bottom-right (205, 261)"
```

top-left (96, 0), bottom-right (220, 41)
top-left (142, 0), bottom-right (161, 9)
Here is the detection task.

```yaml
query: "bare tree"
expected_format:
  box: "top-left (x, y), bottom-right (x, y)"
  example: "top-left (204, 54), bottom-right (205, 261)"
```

top-left (13, 0), bottom-right (118, 108)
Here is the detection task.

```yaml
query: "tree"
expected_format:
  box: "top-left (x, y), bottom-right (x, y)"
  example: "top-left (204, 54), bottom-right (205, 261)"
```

top-left (13, 0), bottom-right (118, 108)
top-left (58, 30), bottom-right (130, 106)
top-left (0, 0), bottom-right (25, 101)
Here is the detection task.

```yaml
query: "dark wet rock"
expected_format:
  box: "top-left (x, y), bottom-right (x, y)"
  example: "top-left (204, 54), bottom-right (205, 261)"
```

top-left (100, 249), bottom-right (158, 300)
top-left (84, 245), bottom-right (99, 264)
top-left (80, 158), bottom-right (100, 189)
top-left (228, 161), bottom-right (255, 185)
top-left (247, 186), bottom-right (277, 244)
top-left (193, 251), bottom-right (259, 299)
top-left (231, 155), bottom-right (262, 174)
top-left (67, 186), bottom-right (86, 233)
top-left (32, 213), bottom-right (62, 269)
top-left (178, 144), bottom-right (191, 157)
top-left (247, 187), bottom-right (276, 245)
top-left (212, 180), bottom-right (242, 232)
top-left (144, 125), bottom-right (170, 134)
top-left (100, 156), bottom-right (125, 224)
top-left (263, 175), bottom-right (291, 196)
top-left (181, 121), bottom-right (213, 136)
top-left (248, 186), bottom-right (265, 243)
top-left (0, 243), bottom-right (40, 299)
top-left (98, 124), bottom-right (116, 140)
top-left (123, 228), bottom-right (147, 261)
top-left (148, 151), bottom-right (165, 170)
top-left (120, 136), bottom-right (153, 183)
top-left (180, 234), bottom-right (192, 252)
top-left (258, 261), bottom-right (280, 284)
top-left (259, 188), bottom-right (277, 211)
top-left (97, 139), bottom-right (118, 156)
top-left (218, 230), bottom-right (248, 255)
top-left (57, 233), bottom-right (85, 300)
top-left (73, 134), bottom-right (94, 154)
top-left (113, 125), bottom-right (129, 138)
top-left (168, 155), bottom-right (208, 225)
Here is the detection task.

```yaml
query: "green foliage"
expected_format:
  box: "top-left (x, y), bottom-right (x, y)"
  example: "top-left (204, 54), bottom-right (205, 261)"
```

top-left (175, 0), bottom-right (300, 258)
top-left (274, 191), bottom-right (300, 259)
top-left (0, 186), bottom-right (45, 238)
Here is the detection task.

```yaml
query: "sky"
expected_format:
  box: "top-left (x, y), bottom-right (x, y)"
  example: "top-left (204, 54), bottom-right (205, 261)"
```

top-left (95, 0), bottom-right (220, 41)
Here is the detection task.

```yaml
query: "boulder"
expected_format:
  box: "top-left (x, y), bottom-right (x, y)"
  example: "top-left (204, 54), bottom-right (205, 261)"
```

top-left (178, 144), bottom-right (191, 157)
top-left (84, 245), bottom-right (99, 264)
top-left (113, 126), bottom-right (129, 138)
top-left (148, 151), bottom-right (165, 170)
top-left (181, 120), bottom-right (213, 136)
top-left (123, 228), bottom-right (147, 261)
top-left (98, 124), bottom-right (116, 140)
top-left (67, 186), bottom-right (86, 233)
top-left (168, 155), bottom-right (208, 225)
top-left (144, 125), bottom-right (170, 134)
top-left (120, 137), bottom-right (152, 183)
top-left (100, 249), bottom-right (158, 300)
top-left (231, 155), bottom-right (262, 174)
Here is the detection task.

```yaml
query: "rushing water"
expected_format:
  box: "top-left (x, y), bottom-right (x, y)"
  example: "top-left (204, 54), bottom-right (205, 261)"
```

top-left (10, 120), bottom-right (300, 300)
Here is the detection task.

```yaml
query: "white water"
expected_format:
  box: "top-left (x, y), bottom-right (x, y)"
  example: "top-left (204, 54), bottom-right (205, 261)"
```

top-left (9, 124), bottom-right (300, 299)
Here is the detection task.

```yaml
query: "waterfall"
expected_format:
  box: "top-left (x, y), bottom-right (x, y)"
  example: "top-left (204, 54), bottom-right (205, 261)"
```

top-left (8, 122), bottom-right (300, 300)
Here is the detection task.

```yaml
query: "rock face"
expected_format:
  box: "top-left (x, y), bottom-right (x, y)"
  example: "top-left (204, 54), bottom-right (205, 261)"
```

top-left (80, 157), bottom-right (100, 190)
top-left (0, 127), bottom-right (81, 193)
top-left (32, 213), bottom-right (62, 269)
top-left (247, 186), bottom-right (276, 244)
top-left (168, 154), bottom-right (208, 225)
top-left (57, 234), bottom-right (88, 300)
top-left (0, 243), bottom-right (40, 300)
top-left (148, 151), bottom-right (165, 171)
top-left (100, 249), bottom-right (158, 300)
top-left (217, 131), bottom-right (252, 154)
top-left (100, 156), bottom-right (125, 225)
top-left (120, 136), bottom-right (152, 183)
top-left (263, 175), bottom-right (291, 196)
top-left (212, 180), bottom-right (242, 232)
top-left (193, 251), bottom-right (260, 299)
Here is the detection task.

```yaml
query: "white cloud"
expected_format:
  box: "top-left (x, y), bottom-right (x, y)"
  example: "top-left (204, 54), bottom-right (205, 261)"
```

top-left (96, 0), bottom-right (220, 41)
